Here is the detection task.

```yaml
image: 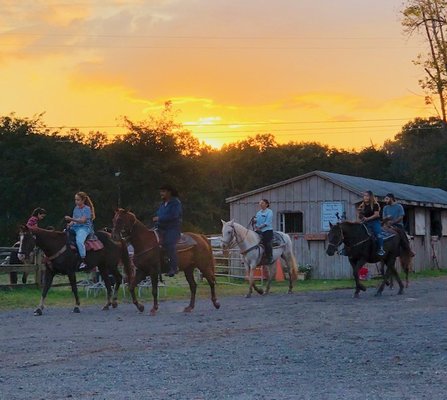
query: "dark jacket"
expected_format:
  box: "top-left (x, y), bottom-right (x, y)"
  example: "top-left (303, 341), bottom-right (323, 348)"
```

top-left (156, 197), bottom-right (182, 244)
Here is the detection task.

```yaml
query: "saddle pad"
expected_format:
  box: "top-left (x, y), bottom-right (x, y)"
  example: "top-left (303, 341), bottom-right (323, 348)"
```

top-left (70, 239), bottom-right (104, 252)
top-left (272, 232), bottom-right (286, 248)
top-left (381, 230), bottom-right (396, 242)
top-left (177, 234), bottom-right (197, 249)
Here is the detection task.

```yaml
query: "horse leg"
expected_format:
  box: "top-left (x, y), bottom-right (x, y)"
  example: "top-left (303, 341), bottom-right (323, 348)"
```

top-left (130, 268), bottom-right (146, 313)
top-left (264, 263), bottom-right (275, 295)
top-left (183, 268), bottom-right (197, 313)
top-left (67, 272), bottom-right (81, 313)
top-left (376, 263), bottom-right (392, 297)
top-left (390, 260), bottom-right (405, 295)
top-left (201, 268), bottom-right (220, 309)
top-left (149, 272), bottom-right (159, 316)
top-left (34, 269), bottom-right (55, 316)
top-left (111, 267), bottom-right (122, 308)
top-left (350, 259), bottom-right (366, 298)
top-left (98, 267), bottom-right (113, 311)
top-left (22, 272), bottom-right (29, 284)
top-left (246, 266), bottom-right (264, 298)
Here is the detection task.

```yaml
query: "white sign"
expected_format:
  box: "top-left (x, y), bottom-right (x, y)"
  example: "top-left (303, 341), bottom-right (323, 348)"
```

top-left (321, 202), bottom-right (344, 231)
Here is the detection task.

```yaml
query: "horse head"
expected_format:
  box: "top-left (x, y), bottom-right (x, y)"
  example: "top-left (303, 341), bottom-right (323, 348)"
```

top-left (326, 222), bottom-right (344, 256)
top-left (220, 219), bottom-right (235, 250)
top-left (112, 208), bottom-right (137, 241)
top-left (18, 225), bottom-right (36, 262)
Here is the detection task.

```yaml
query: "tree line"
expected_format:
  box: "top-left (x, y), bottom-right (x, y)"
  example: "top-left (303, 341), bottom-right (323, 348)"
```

top-left (1, 109), bottom-right (447, 243)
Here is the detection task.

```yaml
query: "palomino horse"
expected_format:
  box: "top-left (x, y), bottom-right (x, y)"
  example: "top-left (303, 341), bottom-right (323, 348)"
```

top-left (326, 221), bottom-right (412, 298)
top-left (111, 209), bottom-right (220, 315)
top-left (221, 220), bottom-right (298, 298)
top-left (18, 226), bottom-right (130, 315)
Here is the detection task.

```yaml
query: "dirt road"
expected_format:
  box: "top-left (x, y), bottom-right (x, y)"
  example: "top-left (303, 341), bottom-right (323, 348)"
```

top-left (1, 277), bottom-right (446, 400)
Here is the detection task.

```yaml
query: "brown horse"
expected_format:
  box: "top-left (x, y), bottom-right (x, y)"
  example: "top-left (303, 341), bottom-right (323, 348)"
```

top-left (111, 209), bottom-right (220, 315)
top-left (19, 226), bottom-right (130, 315)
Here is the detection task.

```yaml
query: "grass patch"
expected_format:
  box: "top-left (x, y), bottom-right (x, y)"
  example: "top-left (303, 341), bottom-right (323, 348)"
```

top-left (0, 268), bottom-right (446, 311)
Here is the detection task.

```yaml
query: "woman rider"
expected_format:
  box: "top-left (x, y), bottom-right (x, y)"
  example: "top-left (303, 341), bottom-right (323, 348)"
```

top-left (358, 190), bottom-right (385, 256)
top-left (254, 199), bottom-right (274, 264)
top-left (65, 192), bottom-right (95, 270)
top-left (153, 185), bottom-right (183, 277)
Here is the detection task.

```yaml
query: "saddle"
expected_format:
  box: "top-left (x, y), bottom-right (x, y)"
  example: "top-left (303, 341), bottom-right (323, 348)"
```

top-left (67, 231), bottom-right (104, 253)
top-left (363, 224), bottom-right (396, 242)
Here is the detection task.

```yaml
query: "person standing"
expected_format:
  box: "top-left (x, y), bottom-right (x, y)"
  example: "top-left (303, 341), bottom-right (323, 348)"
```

top-left (153, 185), bottom-right (183, 277)
top-left (254, 199), bottom-right (274, 264)
top-left (383, 193), bottom-right (415, 257)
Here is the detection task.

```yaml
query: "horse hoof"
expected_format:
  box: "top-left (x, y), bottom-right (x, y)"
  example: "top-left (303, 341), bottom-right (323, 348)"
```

top-left (360, 285), bottom-right (367, 292)
top-left (184, 306), bottom-right (193, 313)
top-left (102, 306), bottom-right (109, 311)
top-left (263, 291), bottom-right (269, 296)
top-left (353, 293), bottom-right (360, 299)
top-left (73, 307), bottom-right (80, 313)
top-left (398, 289), bottom-right (404, 295)
top-left (287, 290), bottom-right (293, 294)
top-left (245, 294), bottom-right (252, 299)
top-left (137, 304), bottom-right (144, 313)
top-left (213, 301), bottom-right (221, 310)
top-left (149, 308), bottom-right (157, 316)
top-left (33, 308), bottom-right (42, 316)
top-left (374, 292), bottom-right (382, 297)
top-left (112, 301), bottom-right (118, 309)
top-left (257, 289), bottom-right (264, 295)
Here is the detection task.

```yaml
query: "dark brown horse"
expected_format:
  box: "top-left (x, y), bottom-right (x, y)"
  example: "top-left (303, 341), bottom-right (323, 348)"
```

top-left (111, 209), bottom-right (220, 315)
top-left (326, 221), bottom-right (412, 298)
top-left (19, 226), bottom-right (130, 315)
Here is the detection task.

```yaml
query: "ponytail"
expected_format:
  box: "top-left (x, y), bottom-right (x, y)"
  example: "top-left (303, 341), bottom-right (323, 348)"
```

top-left (76, 192), bottom-right (96, 220)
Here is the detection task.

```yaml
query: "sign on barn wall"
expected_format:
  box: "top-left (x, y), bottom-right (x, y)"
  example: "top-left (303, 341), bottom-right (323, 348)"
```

top-left (321, 201), bottom-right (344, 231)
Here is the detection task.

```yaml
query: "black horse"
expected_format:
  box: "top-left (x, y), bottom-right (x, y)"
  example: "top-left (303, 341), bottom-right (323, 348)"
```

top-left (19, 226), bottom-right (131, 315)
top-left (326, 221), bottom-right (410, 298)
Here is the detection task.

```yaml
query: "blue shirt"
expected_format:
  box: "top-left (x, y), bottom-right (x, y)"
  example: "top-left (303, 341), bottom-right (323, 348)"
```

top-left (156, 198), bottom-right (183, 232)
top-left (255, 208), bottom-right (273, 232)
top-left (72, 205), bottom-right (92, 230)
top-left (383, 203), bottom-right (405, 228)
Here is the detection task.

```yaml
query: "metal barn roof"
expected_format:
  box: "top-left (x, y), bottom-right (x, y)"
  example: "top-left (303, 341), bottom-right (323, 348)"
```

top-left (226, 170), bottom-right (447, 207)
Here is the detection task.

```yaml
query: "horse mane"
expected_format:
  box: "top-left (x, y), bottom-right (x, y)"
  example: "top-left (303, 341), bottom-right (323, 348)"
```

top-left (340, 220), bottom-right (362, 226)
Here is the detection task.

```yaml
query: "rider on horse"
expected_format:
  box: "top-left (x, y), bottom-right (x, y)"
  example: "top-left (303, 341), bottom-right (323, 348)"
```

top-left (358, 190), bottom-right (385, 256)
top-left (26, 208), bottom-right (47, 229)
top-left (254, 199), bottom-right (274, 264)
top-left (383, 193), bottom-right (415, 257)
top-left (65, 192), bottom-right (95, 270)
top-left (153, 185), bottom-right (183, 277)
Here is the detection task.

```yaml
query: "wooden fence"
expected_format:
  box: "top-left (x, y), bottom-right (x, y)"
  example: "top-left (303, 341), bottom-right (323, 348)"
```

top-left (0, 247), bottom-right (46, 288)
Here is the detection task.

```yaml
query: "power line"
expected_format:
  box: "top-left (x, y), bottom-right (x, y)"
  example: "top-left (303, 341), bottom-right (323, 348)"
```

top-left (44, 117), bottom-right (421, 130)
top-left (0, 32), bottom-right (409, 40)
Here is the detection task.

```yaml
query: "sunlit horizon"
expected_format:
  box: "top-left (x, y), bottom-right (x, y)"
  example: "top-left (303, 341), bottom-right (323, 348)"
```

top-left (0, 0), bottom-right (436, 149)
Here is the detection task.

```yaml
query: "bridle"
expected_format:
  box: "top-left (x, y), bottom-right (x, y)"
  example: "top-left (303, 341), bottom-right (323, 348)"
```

top-left (222, 223), bottom-right (250, 249)
top-left (115, 215), bottom-right (138, 241)
top-left (327, 224), bottom-right (344, 250)
top-left (327, 223), bottom-right (372, 253)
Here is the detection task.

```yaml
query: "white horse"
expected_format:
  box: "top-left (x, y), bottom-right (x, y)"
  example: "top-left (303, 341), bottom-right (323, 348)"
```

top-left (221, 220), bottom-right (298, 297)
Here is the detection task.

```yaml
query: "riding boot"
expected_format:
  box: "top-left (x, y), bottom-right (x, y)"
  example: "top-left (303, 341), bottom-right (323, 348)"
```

top-left (79, 258), bottom-right (88, 270)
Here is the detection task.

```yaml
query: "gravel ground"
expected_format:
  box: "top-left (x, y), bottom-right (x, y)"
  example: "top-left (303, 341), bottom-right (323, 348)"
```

top-left (0, 277), bottom-right (446, 400)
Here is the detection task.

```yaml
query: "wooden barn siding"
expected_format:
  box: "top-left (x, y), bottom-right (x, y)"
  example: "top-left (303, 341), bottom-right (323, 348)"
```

top-left (229, 177), bottom-right (447, 278)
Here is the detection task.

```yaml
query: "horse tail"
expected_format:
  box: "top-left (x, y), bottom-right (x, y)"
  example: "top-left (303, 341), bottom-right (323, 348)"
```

top-left (119, 239), bottom-right (133, 281)
top-left (201, 234), bottom-right (216, 278)
top-left (283, 234), bottom-right (298, 281)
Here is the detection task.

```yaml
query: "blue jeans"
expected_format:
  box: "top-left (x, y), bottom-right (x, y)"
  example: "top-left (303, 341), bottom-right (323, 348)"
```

top-left (160, 230), bottom-right (180, 273)
top-left (71, 226), bottom-right (90, 258)
top-left (366, 220), bottom-right (384, 249)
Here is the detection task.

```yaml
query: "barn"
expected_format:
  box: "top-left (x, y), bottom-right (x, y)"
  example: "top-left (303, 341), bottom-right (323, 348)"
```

top-left (226, 170), bottom-right (447, 279)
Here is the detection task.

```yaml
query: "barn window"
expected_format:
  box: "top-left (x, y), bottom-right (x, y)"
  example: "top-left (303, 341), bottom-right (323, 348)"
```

top-left (279, 212), bottom-right (303, 233)
top-left (430, 210), bottom-right (443, 238)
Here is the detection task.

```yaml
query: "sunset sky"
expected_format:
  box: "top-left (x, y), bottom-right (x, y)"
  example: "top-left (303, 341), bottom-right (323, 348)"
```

top-left (0, 0), bottom-right (434, 148)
